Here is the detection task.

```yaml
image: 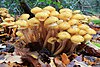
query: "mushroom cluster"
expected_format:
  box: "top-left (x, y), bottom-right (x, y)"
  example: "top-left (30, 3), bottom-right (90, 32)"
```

top-left (0, 8), bottom-right (15, 22)
top-left (1, 6), bottom-right (98, 55)
top-left (0, 8), bottom-right (15, 27)
top-left (0, 8), bottom-right (15, 38)
top-left (15, 6), bottom-right (98, 55)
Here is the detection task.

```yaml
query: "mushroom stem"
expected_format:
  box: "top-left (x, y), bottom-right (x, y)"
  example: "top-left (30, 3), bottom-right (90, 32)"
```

top-left (51, 43), bottom-right (55, 53)
top-left (43, 30), bottom-right (51, 48)
top-left (50, 29), bottom-right (57, 53)
top-left (21, 40), bottom-right (27, 46)
top-left (33, 27), bottom-right (39, 41)
top-left (40, 21), bottom-right (46, 40)
top-left (64, 40), bottom-right (72, 52)
top-left (56, 42), bottom-right (62, 51)
top-left (28, 28), bottom-right (35, 42)
top-left (26, 29), bottom-right (32, 42)
top-left (8, 27), bottom-right (12, 35)
top-left (54, 39), bottom-right (68, 55)
top-left (69, 43), bottom-right (78, 54)
top-left (21, 29), bottom-right (31, 44)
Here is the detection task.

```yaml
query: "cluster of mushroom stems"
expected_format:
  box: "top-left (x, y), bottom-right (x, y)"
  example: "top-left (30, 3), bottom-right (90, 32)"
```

top-left (0, 6), bottom-right (98, 55)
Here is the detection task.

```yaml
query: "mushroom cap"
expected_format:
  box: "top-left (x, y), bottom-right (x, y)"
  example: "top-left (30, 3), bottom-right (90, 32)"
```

top-left (6, 14), bottom-right (11, 18)
top-left (79, 30), bottom-right (87, 35)
top-left (57, 31), bottom-right (71, 40)
top-left (81, 15), bottom-right (90, 23)
top-left (48, 23), bottom-right (59, 29)
top-left (59, 8), bottom-right (72, 13)
top-left (0, 22), bottom-right (14, 26)
top-left (31, 7), bottom-right (42, 14)
top-left (19, 14), bottom-right (30, 20)
top-left (8, 22), bottom-right (15, 26)
top-left (59, 12), bottom-right (72, 20)
top-left (73, 10), bottom-right (81, 14)
top-left (59, 22), bottom-right (70, 30)
top-left (43, 6), bottom-right (56, 12)
top-left (0, 8), bottom-right (8, 14)
top-left (43, 10), bottom-right (50, 15)
top-left (16, 31), bottom-right (23, 37)
top-left (44, 16), bottom-right (59, 26)
top-left (4, 17), bottom-right (14, 22)
top-left (68, 19), bottom-right (79, 25)
top-left (86, 28), bottom-right (96, 34)
top-left (1, 13), bottom-right (7, 16)
top-left (78, 24), bottom-right (89, 30)
top-left (35, 12), bottom-right (49, 21)
top-left (15, 20), bottom-right (28, 27)
top-left (84, 34), bottom-right (92, 41)
top-left (27, 17), bottom-right (40, 26)
top-left (50, 11), bottom-right (59, 17)
top-left (67, 27), bottom-right (80, 34)
top-left (72, 14), bottom-right (85, 20)
top-left (57, 20), bottom-right (63, 25)
top-left (71, 35), bottom-right (84, 44)
top-left (8, 25), bottom-right (17, 28)
top-left (0, 22), bottom-right (9, 26)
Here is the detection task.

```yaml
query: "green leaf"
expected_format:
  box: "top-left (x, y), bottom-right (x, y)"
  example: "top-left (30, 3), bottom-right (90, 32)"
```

top-left (47, 0), bottom-right (52, 4)
top-left (92, 42), bottom-right (100, 48)
top-left (91, 20), bottom-right (100, 25)
top-left (39, 0), bottom-right (45, 2)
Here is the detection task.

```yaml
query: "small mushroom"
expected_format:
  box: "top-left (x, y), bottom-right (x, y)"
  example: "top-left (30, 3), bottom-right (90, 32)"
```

top-left (4, 17), bottom-right (14, 22)
top-left (27, 17), bottom-right (40, 26)
top-left (59, 8), bottom-right (72, 13)
top-left (59, 22), bottom-right (70, 30)
top-left (71, 35), bottom-right (84, 44)
top-left (31, 7), bottom-right (42, 14)
top-left (70, 35), bottom-right (84, 53)
top-left (78, 24), bottom-right (89, 30)
top-left (44, 16), bottom-right (59, 27)
top-left (79, 30), bottom-right (87, 35)
top-left (57, 31), bottom-right (71, 40)
top-left (15, 20), bottom-right (28, 29)
top-left (35, 12), bottom-right (49, 21)
top-left (72, 14), bottom-right (85, 20)
top-left (0, 22), bottom-right (9, 26)
top-left (56, 20), bottom-right (63, 25)
top-left (19, 14), bottom-right (30, 20)
top-left (86, 28), bottom-right (96, 34)
top-left (73, 10), bottom-right (81, 14)
top-left (59, 12), bottom-right (72, 21)
top-left (84, 34), bottom-right (93, 41)
top-left (43, 6), bottom-right (55, 12)
top-left (68, 19), bottom-right (79, 25)
top-left (67, 27), bottom-right (80, 34)
top-left (50, 11), bottom-right (59, 17)
top-left (7, 22), bottom-right (15, 26)
top-left (6, 14), bottom-right (11, 18)
top-left (16, 31), bottom-right (23, 37)
top-left (43, 10), bottom-right (50, 15)
top-left (54, 32), bottom-right (71, 55)
top-left (43, 17), bottom-right (59, 48)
